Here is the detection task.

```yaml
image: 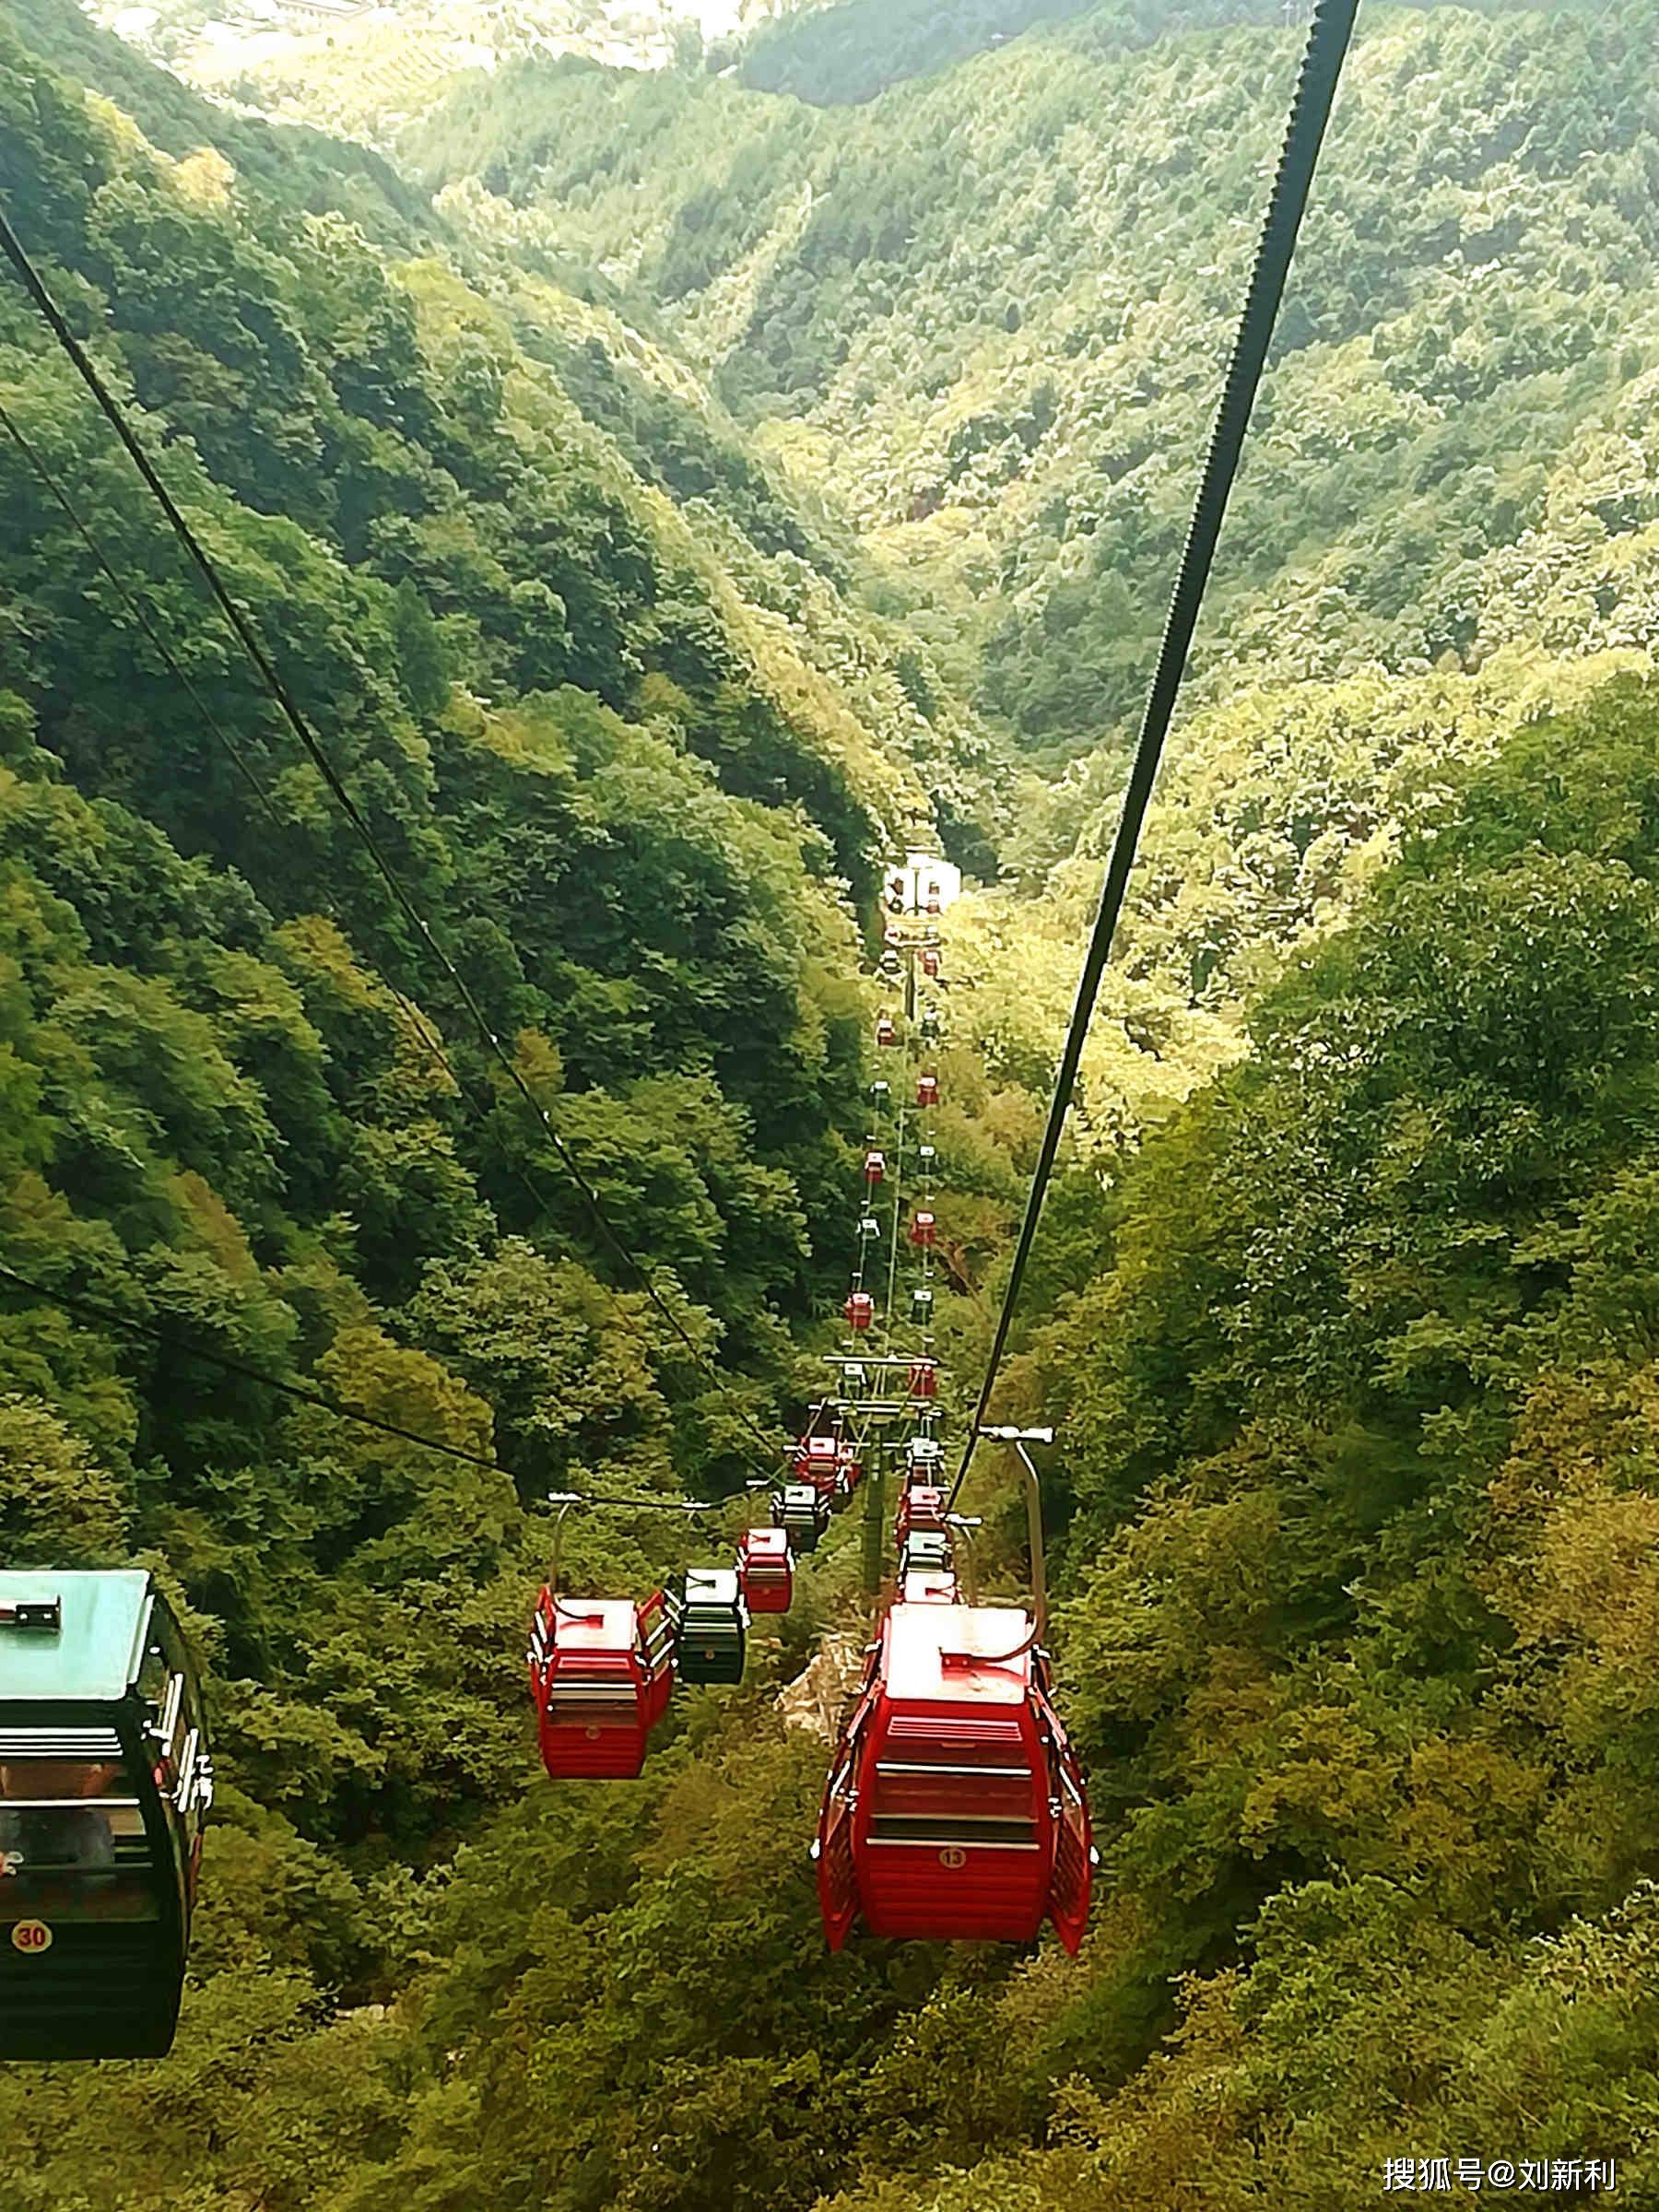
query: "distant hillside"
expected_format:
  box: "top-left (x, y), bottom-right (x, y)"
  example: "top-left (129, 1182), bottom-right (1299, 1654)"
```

top-left (734, 0), bottom-right (1603, 104)
top-left (413, 0), bottom-right (1659, 763)
top-left (7, 0), bottom-right (429, 238)
top-left (731, 0), bottom-right (1316, 104)
top-left (734, 0), bottom-right (1106, 101)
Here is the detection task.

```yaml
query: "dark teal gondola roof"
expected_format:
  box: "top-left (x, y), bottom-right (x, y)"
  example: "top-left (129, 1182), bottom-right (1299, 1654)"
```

top-left (0, 1569), bottom-right (152, 1702)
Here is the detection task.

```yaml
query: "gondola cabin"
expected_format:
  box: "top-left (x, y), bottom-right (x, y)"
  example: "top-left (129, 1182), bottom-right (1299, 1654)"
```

top-left (864, 1150), bottom-right (887, 1186)
top-left (528, 1587), bottom-right (675, 1780)
top-left (868, 1079), bottom-right (891, 1111)
top-left (899, 1528), bottom-right (953, 1579)
top-left (876, 1017), bottom-right (899, 1048)
top-left (737, 1528), bottom-right (794, 1616)
top-left (835, 1449), bottom-right (864, 1499)
top-left (911, 1210), bottom-right (937, 1248)
top-left (0, 1570), bottom-right (212, 2061)
top-left (909, 1360), bottom-right (938, 1400)
top-left (675, 1571), bottom-right (747, 1687)
top-left (922, 948), bottom-right (941, 978)
top-left (815, 1602), bottom-right (1092, 1953)
top-left (795, 1434), bottom-right (840, 1488)
top-left (774, 1483), bottom-right (830, 1553)
top-left (845, 1291), bottom-right (876, 1333)
top-left (858, 1213), bottom-right (882, 1243)
top-left (916, 1073), bottom-right (939, 1108)
top-left (911, 1286), bottom-right (935, 1327)
top-left (896, 1483), bottom-right (947, 1546)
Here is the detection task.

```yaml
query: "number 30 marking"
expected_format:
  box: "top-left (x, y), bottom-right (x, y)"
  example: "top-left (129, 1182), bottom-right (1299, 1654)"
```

top-left (10, 1919), bottom-right (52, 1954)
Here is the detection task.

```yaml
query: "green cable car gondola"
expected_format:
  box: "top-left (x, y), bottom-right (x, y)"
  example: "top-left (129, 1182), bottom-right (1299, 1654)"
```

top-left (0, 1570), bottom-right (213, 2060)
top-left (673, 1569), bottom-right (748, 1688)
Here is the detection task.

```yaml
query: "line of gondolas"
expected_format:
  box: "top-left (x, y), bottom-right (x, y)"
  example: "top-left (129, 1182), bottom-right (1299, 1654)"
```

top-left (524, 863), bottom-right (950, 1786)
top-left (811, 853), bottom-right (1095, 1953)
top-left (531, 841), bottom-right (1095, 1952)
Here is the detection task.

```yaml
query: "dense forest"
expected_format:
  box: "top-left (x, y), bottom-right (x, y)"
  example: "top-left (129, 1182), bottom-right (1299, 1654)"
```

top-left (4, 0), bottom-right (1659, 2204)
top-left (418, 0), bottom-right (1659, 764)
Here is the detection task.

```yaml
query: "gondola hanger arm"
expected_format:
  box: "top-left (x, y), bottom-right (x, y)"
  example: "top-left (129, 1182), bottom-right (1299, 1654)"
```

top-left (968, 1426), bottom-right (1055, 1664)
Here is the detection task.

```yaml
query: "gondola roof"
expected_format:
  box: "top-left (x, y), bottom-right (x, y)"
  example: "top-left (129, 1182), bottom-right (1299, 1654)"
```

top-left (0, 1569), bottom-right (152, 1702)
top-left (884, 1603), bottom-right (1032, 1703)
top-left (540, 1596), bottom-right (640, 1651)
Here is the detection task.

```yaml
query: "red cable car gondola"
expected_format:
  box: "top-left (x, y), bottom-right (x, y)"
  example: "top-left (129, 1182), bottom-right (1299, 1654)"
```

top-left (896, 1484), bottom-right (947, 1546)
top-left (814, 1602), bottom-right (1092, 1951)
top-left (922, 948), bottom-right (941, 978)
top-left (737, 1527), bottom-right (794, 1616)
top-left (794, 1433), bottom-right (841, 1496)
top-left (528, 1587), bottom-right (676, 1780)
top-left (876, 1017), bottom-right (899, 1048)
top-left (916, 1073), bottom-right (939, 1108)
top-left (864, 1149), bottom-right (887, 1186)
top-left (909, 1359), bottom-right (938, 1399)
top-left (845, 1291), bottom-right (876, 1332)
top-left (910, 1209), bottom-right (936, 1248)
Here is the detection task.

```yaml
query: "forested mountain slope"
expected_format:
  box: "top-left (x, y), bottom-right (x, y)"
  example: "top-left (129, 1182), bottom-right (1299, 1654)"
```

top-left (416, 0), bottom-right (1659, 762)
top-left (731, 0), bottom-right (1595, 103)
top-left (734, 0), bottom-right (1109, 101)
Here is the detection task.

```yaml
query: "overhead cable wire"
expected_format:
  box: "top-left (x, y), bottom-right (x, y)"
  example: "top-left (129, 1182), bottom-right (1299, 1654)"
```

top-left (0, 1261), bottom-right (708, 1512)
top-left (950, 0), bottom-right (1360, 1506)
top-left (0, 202), bottom-right (784, 1472)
